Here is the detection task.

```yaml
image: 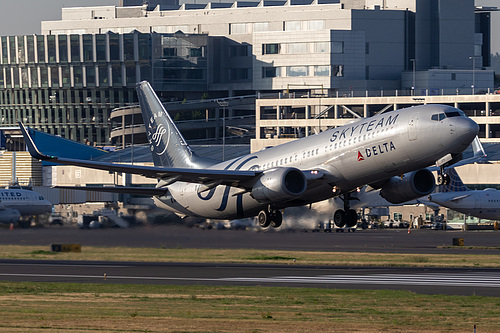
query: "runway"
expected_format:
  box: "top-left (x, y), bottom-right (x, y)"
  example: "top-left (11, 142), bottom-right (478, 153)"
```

top-left (0, 259), bottom-right (498, 296)
top-left (2, 226), bottom-right (500, 296)
top-left (2, 225), bottom-right (500, 254)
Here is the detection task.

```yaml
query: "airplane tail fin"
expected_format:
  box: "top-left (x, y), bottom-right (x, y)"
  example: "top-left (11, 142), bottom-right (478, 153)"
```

top-left (437, 168), bottom-right (469, 193)
top-left (136, 81), bottom-right (214, 168)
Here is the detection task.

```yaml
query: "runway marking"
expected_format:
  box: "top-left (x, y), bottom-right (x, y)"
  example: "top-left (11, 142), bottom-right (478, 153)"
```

top-left (0, 272), bottom-right (499, 288)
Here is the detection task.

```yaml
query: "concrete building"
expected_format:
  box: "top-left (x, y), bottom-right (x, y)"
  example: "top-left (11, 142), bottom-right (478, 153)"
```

top-left (0, 0), bottom-right (497, 146)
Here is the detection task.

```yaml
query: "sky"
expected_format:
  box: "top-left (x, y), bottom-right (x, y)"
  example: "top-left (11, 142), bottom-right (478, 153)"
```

top-left (0, 0), bottom-right (118, 36)
top-left (0, 0), bottom-right (498, 53)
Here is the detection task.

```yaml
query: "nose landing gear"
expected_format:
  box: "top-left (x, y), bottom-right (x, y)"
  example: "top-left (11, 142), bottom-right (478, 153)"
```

top-left (436, 166), bottom-right (450, 186)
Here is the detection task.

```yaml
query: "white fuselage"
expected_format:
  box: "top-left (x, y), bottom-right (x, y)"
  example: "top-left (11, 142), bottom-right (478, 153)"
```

top-left (429, 189), bottom-right (500, 220)
top-left (0, 189), bottom-right (52, 218)
top-left (155, 105), bottom-right (478, 219)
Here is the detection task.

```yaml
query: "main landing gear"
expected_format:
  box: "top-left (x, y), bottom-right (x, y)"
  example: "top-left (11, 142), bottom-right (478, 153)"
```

top-left (436, 166), bottom-right (450, 186)
top-left (258, 206), bottom-right (283, 229)
top-left (333, 194), bottom-right (358, 228)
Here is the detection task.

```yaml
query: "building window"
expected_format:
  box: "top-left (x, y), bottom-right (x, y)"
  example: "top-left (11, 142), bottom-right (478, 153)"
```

top-left (85, 65), bottom-right (96, 87)
top-left (163, 48), bottom-right (177, 57)
top-left (58, 35), bottom-right (68, 63)
top-left (254, 22), bottom-right (270, 32)
top-left (451, 73), bottom-right (456, 80)
top-left (333, 65), bottom-right (344, 77)
top-left (314, 65), bottom-right (330, 76)
top-left (173, 25), bottom-right (189, 33)
top-left (70, 35), bottom-right (80, 62)
top-left (82, 35), bottom-right (93, 62)
top-left (123, 34), bottom-right (135, 61)
top-left (47, 35), bottom-right (56, 63)
top-left (263, 43), bottom-right (280, 55)
top-left (332, 42), bottom-right (344, 54)
top-left (262, 67), bottom-right (280, 78)
top-left (314, 42), bottom-right (328, 53)
top-left (287, 66), bottom-right (308, 77)
top-left (230, 23), bottom-right (248, 35)
top-left (284, 21), bottom-right (302, 31)
top-left (230, 45), bottom-right (248, 57)
top-left (308, 20), bottom-right (324, 30)
top-left (287, 43), bottom-right (308, 54)
top-left (190, 47), bottom-right (203, 57)
top-left (229, 68), bottom-right (249, 81)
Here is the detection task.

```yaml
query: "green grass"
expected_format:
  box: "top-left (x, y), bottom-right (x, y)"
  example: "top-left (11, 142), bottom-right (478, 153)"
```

top-left (2, 245), bottom-right (500, 268)
top-left (0, 282), bottom-right (497, 332)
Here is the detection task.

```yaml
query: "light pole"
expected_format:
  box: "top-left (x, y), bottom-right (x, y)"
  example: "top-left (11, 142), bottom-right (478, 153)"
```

top-left (217, 100), bottom-right (228, 161)
top-left (410, 59), bottom-right (416, 96)
top-left (469, 56), bottom-right (477, 95)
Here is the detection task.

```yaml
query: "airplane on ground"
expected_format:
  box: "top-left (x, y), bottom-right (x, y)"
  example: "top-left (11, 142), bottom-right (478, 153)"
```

top-left (428, 168), bottom-right (500, 220)
top-left (0, 188), bottom-right (52, 226)
top-left (19, 81), bottom-right (479, 229)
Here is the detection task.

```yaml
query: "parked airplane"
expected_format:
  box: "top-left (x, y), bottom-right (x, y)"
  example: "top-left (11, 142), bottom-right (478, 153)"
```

top-left (0, 188), bottom-right (52, 226)
top-left (19, 81), bottom-right (479, 229)
top-left (428, 168), bottom-right (500, 220)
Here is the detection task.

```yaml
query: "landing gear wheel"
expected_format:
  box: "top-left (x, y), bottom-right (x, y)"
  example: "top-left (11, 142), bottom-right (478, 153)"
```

top-left (258, 210), bottom-right (270, 228)
top-left (333, 209), bottom-right (346, 228)
top-left (270, 210), bottom-right (283, 228)
top-left (437, 174), bottom-right (450, 186)
top-left (345, 209), bottom-right (358, 228)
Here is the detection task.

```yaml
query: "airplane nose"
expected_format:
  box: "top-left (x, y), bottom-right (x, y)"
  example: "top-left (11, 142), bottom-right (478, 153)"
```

top-left (451, 117), bottom-right (479, 145)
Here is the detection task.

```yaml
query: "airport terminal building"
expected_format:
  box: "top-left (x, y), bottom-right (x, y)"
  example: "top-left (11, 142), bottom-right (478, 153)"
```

top-left (0, 0), bottom-right (496, 147)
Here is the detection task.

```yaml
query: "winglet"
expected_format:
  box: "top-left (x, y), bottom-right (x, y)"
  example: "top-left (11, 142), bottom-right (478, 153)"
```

top-left (18, 122), bottom-right (52, 161)
top-left (471, 136), bottom-right (487, 160)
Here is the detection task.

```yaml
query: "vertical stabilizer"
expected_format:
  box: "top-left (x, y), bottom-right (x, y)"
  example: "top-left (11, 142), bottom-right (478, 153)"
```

top-left (437, 168), bottom-right (469, 193)
top-left (136, 81), bottom-right (213, 168)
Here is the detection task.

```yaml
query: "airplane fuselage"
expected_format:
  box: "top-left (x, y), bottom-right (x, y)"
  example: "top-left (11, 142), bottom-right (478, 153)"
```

top-left (0, 189), bottom-right (52, 217)
top-left (155, 104), bottom-right (478, 219)
top-left (429, 189), bottom-right (500, 220)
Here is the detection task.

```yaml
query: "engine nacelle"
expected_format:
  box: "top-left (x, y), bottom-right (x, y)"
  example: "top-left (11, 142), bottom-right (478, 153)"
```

top-left (379, 169), bottom-right (435, 204)
top-left (251, 167), bottom-right (307, 203)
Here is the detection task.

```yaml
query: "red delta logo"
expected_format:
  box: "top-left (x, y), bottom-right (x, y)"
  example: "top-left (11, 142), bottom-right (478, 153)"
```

top-left (357, 151), bottom-right (365, 161)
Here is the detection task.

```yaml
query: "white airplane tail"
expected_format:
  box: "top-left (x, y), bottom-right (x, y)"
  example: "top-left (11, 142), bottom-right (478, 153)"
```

top-left (136, 81), bottom-right (215, 168)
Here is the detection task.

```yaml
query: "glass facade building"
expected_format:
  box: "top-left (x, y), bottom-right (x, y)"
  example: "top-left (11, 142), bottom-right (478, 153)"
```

top-left (0, 31), bottom-right (208, 146)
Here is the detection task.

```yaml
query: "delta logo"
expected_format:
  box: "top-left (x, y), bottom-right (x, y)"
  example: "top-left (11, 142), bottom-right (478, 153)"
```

top-left (357, 151), bottom-right (364, 161)
top-left (357, 141), bottom-right (396, 161)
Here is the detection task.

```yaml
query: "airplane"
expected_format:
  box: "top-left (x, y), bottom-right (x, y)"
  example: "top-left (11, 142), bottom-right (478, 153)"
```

top-left (18, 81), bottom-right (479, 229)
top-left (0, 188), bottom-right (52, 226)
top-left (428, 168), bottom-right (500, 221)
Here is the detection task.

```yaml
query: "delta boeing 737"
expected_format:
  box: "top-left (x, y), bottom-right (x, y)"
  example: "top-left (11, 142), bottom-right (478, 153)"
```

top-left (19, 81), bottom-right (478, 229)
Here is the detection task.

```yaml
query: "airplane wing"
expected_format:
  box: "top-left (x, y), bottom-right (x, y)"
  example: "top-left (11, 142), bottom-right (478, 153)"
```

top-left (19, 122), bottom-right (260, 189)
top-left (54, 186), bottom-right (169, 196)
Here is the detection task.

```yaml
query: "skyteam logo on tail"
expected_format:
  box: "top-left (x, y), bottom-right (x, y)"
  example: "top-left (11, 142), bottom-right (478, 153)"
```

top-left (148, 113), bottom-right (170, 155)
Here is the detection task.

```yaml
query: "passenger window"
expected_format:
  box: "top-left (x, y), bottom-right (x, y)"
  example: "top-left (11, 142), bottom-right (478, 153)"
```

top-left (316, 148), bottom-right (319, 154)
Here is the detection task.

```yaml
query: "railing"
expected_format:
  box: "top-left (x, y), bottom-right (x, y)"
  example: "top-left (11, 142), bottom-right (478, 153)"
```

top-left (257, 88), bottom-right (500, 99)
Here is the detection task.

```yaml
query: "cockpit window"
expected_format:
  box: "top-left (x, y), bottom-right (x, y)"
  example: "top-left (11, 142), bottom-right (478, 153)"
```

top-left (444, 111), bottom-right (462, 118)
top-left (431, 113), bottom-right (446, 121)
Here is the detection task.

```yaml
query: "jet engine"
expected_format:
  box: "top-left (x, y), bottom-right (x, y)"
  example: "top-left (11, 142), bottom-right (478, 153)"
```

top-left (379, 169), bottom-right (435, 204)
top-left (251, 167), bottom-right (307, 203)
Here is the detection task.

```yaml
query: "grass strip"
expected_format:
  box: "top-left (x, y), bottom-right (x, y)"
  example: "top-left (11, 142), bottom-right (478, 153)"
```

top-left (1, 245), bottom-right (500, 268)
top-left (0, 281), bottom-right (498, 332)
